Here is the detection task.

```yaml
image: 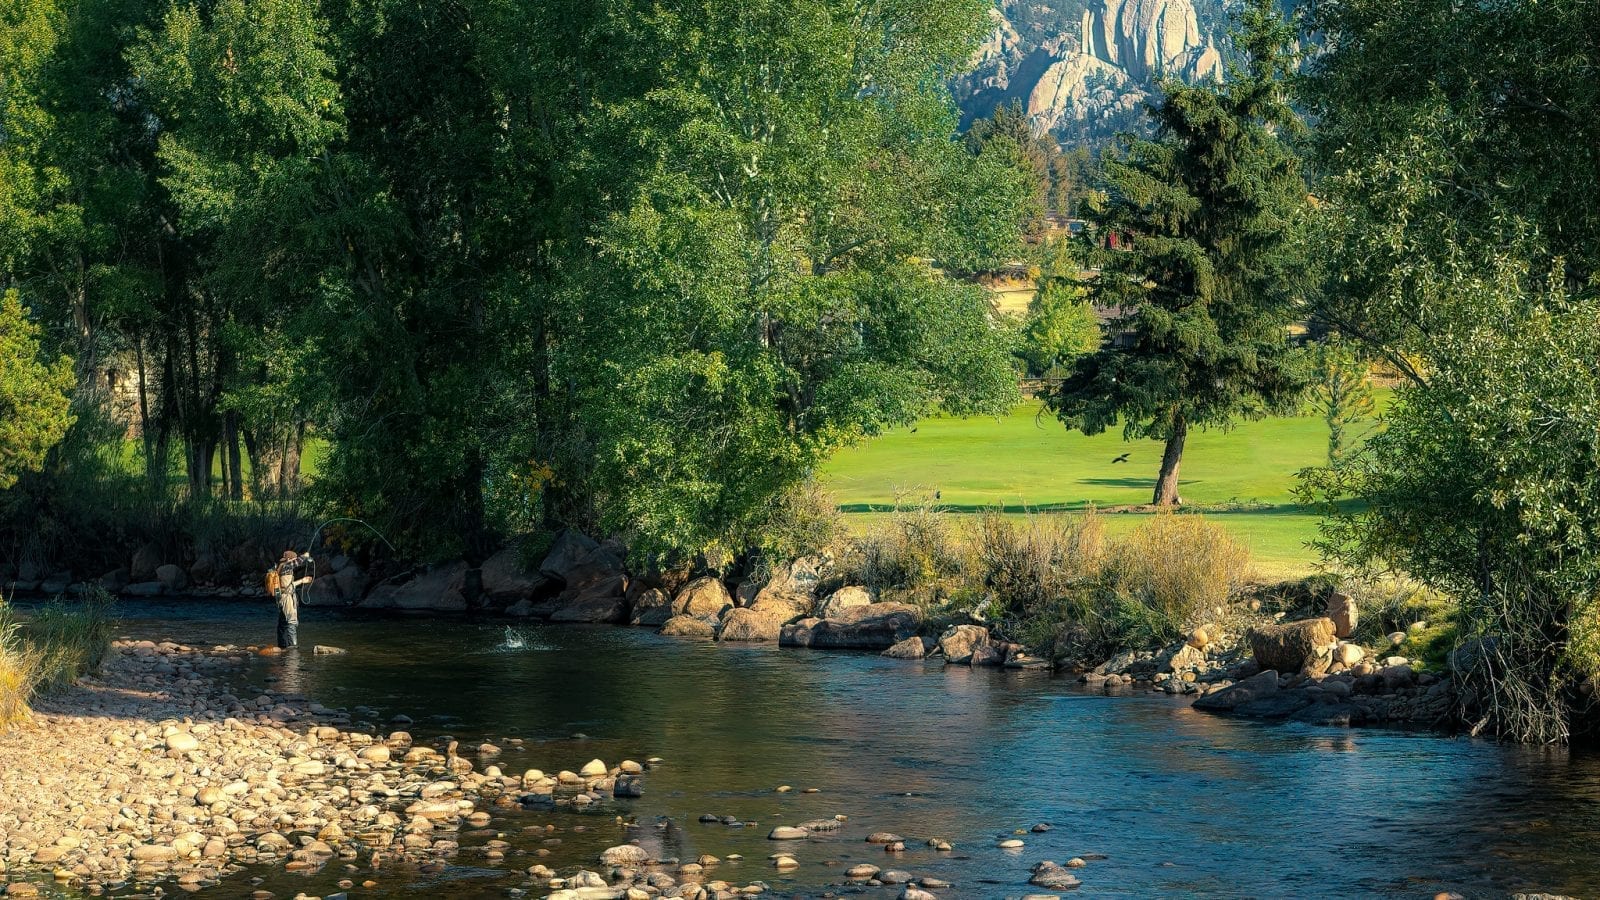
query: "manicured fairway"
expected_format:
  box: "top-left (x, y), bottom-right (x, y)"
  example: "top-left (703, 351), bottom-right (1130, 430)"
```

top-left (820, 399), bottom-right (1361, 578)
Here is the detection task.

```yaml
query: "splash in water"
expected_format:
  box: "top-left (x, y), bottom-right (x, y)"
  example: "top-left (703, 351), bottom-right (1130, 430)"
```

top-left (494, 625), bottom-right (549, 652)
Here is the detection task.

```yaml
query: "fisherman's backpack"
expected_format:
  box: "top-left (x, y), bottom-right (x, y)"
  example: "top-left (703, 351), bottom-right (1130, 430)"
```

top-left (264, 568), bottom-right (280, 595)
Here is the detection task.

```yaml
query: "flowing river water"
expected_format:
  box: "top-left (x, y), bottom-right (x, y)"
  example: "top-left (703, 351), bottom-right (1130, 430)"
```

top-left (72, 601), bottom-right (1600, 897)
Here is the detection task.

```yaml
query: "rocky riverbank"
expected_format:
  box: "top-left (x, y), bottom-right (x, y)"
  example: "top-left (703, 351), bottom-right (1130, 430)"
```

top-left (0, 640), bottom-right (814, 900)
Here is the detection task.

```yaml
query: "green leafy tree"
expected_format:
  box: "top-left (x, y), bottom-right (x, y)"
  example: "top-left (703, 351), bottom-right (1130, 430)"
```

top-left (1302, 0), bottom-right (1600, 743)
top-left (1020, 239), bottom-right (1099, 377)
top-left (1307, 337), bottom-right (1374, 465)
top-left (1047, 0), bottom-right (1311, 506)
top-left (570, 0), bottom-right (1025, 559)
top-left (0, 290), bottom-right (74, 489)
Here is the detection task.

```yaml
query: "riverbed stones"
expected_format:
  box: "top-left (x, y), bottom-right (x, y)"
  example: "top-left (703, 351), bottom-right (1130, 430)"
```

top-left (1249, 618), bottom-right (1338, 675)
top-left (845, 864), bottom-right (880, 878)
top-left (900, 887), bottom-right (937, 900)
top-left (1030, 861), bottom-right (1082, 889)
top-left (1335, 642), bottom-right (1364, 667)
top-left (866, 832), bottom-right (903, 844)
top-left (767, 826), bottom-right (808, 840)
top-left (938, 624), bottom-right (989, 664)
top-left (164, 731), bottom-right (199, 752)
top-left (600, 844), bottom-right (649, 866)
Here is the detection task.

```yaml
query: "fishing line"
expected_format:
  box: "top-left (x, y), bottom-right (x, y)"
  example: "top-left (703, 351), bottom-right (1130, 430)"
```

top-left (301, 517), bottom-right (399, 584)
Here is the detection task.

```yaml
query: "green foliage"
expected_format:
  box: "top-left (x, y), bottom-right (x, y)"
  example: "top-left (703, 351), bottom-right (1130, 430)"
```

top-left (0, 289), bottom-right (74, 489)
top-left (573, 0), bottom-right (1024, 560)
top-left (1308, 337), bottom-right (1375, 465)
top-left (1020, 240), bottom-right (1100, 376)
top-left (840, 499), bottom-right (971, 607)
top-left (1047, 0), bottom-right (1312, 505)
top-left (973, 509), bottom-right (1103, 622)
top-left (1303, 0), bottom-right (1600, 743)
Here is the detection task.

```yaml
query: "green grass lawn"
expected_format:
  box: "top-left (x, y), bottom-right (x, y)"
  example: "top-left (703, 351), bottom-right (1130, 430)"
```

top-left (819, 398), bottom-right (1376, 580)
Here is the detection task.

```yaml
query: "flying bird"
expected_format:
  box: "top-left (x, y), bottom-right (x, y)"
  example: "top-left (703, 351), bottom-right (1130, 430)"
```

top-left (910, 427), bottom-right (918, 433)
top-left (1111, 453), bottom-right (1130, 464)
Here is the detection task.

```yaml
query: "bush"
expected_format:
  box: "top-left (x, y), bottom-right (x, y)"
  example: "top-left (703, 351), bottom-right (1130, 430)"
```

top-left (753, 478), bottom-right (846, 563)
top-left (840, 499), bottom-right (970, 607)
top-left (1342, 577), bottom-right (1455, 647)
top-left (0, 589), bottom-right (117, 728)
top-left (1105, 513), bottom-right (1250, 626)
top-left (0, 602), bottom-right (40, 729)
top-left (974, 510), bottom-right (1103, 622)
top-left (24, 588), bottom-right (117, 692)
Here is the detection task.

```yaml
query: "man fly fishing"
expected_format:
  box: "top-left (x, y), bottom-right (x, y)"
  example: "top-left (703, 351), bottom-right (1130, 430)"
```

top-left (268, 549), bottom-right (313, 649)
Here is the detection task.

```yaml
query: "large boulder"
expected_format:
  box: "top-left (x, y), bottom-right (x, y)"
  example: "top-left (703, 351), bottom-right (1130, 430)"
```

top-left (779, 617), bottom-right (821, 648)
top-left (766, 557), bottom-right (824, 599)
top-left (481, 545), bottom-right (553, 605)
top-left (673, 577), bottom-right (733, 621)
top-left (538, 530), bottom-right (600, 583)
top-left (628, 587), bottom-right (671, 627)
top-left (808, 603), bottom-right (924, 651)
top-left (1158, 642), bottom-right (1206, 674)
top-left (660, 615), bottom-right (717, 638)
top-left (99, 568), bottom-right (130, 593)
top-left (188, 552), bottom-right (218, 586)
top-left (816, 586), bottom-right (874, 619)
top-left (1193, 669), bottom-right (1281, 712)
top-left (303, 575), bottom-right (345, 607)
top-left (549, 575), bottom-right (629, 624)
top-left (718, 597), bottom-right (806, 642)
top-left (334, 564), bottom-right (368, 601)
top-left (1249, 618), bottom-right (1338, 676)
top-left (360, 562), bottom-right (470, 611)
top-left (937, 624), bottom-right (990, 664)
top-left (131, 542), bottom-right (163, 582)
top-left (882, 636), bottom-right (927, 659)
top-left (155, 563), bottom-right (188, 593)
top-left (1325, 591), bottom-right (1358, 639)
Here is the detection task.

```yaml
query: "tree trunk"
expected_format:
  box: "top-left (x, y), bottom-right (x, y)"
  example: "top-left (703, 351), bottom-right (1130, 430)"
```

top-left (225, 411), bottom-right (244, 501)
top-left (1152, 415), bottom-right (1187, 507)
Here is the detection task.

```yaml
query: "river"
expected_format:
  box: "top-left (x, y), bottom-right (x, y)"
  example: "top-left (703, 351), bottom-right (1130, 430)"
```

top-left (80, 601), bottom-right (1600, 898)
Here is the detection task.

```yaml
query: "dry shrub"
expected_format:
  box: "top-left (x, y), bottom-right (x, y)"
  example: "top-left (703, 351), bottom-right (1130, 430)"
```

top-left (841, 499), bottom-right (969, 606)
top-left (1106, 513), bottom-right (1250, 627)
top-left (974, 510), bottom-right (1104, 621)
top-left (0, 602), bottom-right (40, 729)
top-left (0, 590), bottom-right (117, 729)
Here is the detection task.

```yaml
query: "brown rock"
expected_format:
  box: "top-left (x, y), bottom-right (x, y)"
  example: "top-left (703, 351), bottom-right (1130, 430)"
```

top-left (882, 636), bottom-right (926, 659)
top-left (1249, 617), bottom-right (1338, 675)
top-left (660, 615), bottom-right (717, 638)
top-left (1325, 591), bottom-right (1358, 639)
top-left (937, 624), bottom-right (989, 664)
top-left (673, 577), bottom-right (733, 621)
top-left (808, 603), bottom-right (923, 651)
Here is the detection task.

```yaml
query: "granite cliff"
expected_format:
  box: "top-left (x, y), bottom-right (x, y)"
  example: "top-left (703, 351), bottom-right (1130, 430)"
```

top-left (956, 0), bottom-right (1229, 144)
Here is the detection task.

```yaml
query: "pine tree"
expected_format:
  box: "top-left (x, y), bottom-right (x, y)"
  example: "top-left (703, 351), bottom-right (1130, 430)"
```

top-left (1048, 0), bottom-right (1310, 506)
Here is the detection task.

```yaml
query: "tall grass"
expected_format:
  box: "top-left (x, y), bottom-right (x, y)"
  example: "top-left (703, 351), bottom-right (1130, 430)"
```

top-left (0, 589), bottom-right (117, 728)
top-left (835, 503), bottom-right (1254, 662)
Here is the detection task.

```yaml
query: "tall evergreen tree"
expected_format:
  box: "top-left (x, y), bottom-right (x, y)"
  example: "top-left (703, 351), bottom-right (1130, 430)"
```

top-left (1047, 0), bottom-right (1310, 506)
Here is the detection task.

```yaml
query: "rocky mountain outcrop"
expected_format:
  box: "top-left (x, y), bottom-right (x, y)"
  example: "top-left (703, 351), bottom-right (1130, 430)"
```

top-left (958, 0), bottom-right (1225, 141)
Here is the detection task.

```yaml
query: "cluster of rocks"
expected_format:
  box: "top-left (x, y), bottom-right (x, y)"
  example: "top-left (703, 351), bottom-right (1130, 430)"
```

top-left (0, 640), bottom-right (657, 897)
